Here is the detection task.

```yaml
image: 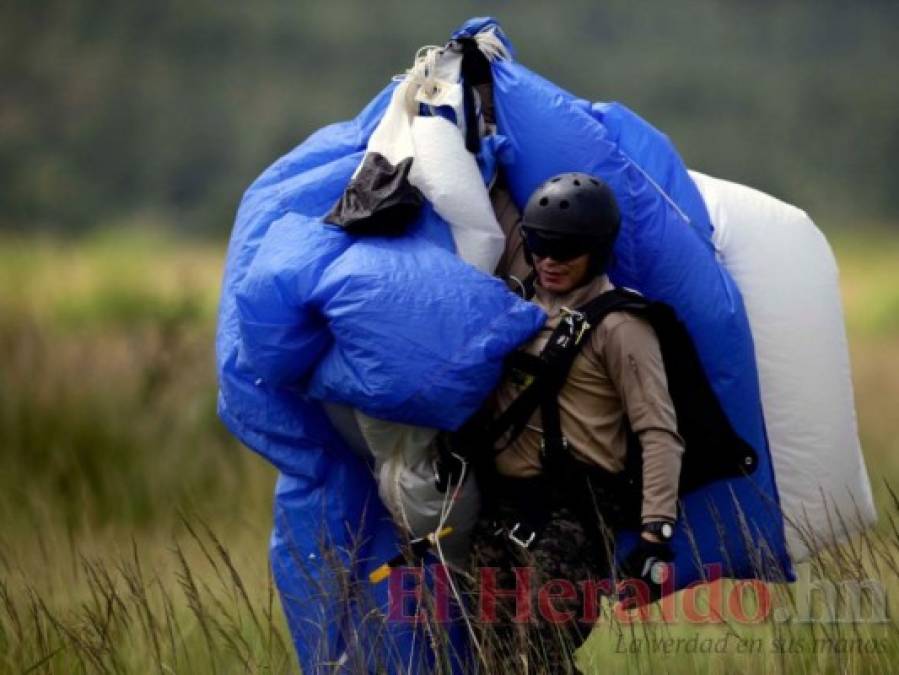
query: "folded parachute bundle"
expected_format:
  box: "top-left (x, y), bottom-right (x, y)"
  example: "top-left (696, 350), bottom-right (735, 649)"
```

top-left (216, 25), bottom-right (542, 672)
top-left (688, 171), bottom-right (876, 560)
top-left (216, 16), bottom-right (876, 673)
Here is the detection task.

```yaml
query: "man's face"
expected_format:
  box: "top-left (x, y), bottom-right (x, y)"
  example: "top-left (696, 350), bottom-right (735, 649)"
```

top-left (534, 253), bottom-right (592, 294)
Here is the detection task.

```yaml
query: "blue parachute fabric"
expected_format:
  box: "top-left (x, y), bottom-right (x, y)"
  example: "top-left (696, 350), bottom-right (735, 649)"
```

top-left (234, 146), bottom-right (544, 429)
top-left (217, 82), bottom-right (395, 477)
top-left (468, 22), bottom-right (792, 585)
top-left (217, 81), bottom-right (490, 673)
top-left (306, 224), bottom-right (545, 426)
top-left (270, 470), bottom-right (472, 674)
top-left (218, 16), bottom-right (795, 672)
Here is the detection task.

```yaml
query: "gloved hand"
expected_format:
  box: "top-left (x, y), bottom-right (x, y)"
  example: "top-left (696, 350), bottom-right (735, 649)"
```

top-left (618, 537), bottom-right (675, 606)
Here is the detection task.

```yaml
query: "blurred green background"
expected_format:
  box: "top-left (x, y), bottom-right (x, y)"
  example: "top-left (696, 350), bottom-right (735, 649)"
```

top-left (1, 2), bottom-right (898, 673)
top-left (3, 1), bottom-right (898, 236)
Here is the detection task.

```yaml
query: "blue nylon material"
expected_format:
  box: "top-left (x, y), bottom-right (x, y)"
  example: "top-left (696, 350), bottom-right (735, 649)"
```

top-left (490, 53), bottom-right (790, 587)
top-left (216, 17), bottom-right (792, 672)
top-left (216, 74), bottom-right (543, 671)
top-left (216, 83), bottom-right (468, 672)
top-left (307, 224), bottom-right (546, 425)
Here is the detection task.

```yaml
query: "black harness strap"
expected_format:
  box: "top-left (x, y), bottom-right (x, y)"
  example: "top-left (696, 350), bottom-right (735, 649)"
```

top-left (539, 291), bottom-right (649, 469)
top-left (488, 289), bottom-right (648, 459)
top-left (472, 284), bottom-right (761, 547)
top-left (476, 289), bottom-right (652, 542)
top-left (485, 286), bottom-right (759, 496)
top-left (487, 352), bottom-right (544, 451)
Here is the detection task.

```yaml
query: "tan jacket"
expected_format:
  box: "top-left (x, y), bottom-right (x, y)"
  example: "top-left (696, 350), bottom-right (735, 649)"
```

top-left (490, 184), bottom-right (685, 523)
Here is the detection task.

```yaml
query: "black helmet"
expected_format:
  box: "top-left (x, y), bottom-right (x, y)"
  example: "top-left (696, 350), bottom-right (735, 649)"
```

top-left (522, 172), bottom-right (620, 238)
top-left (520, 172), bottom-right (620, 272)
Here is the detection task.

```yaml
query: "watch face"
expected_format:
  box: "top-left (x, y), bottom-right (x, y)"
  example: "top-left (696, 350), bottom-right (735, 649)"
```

top-left (661, 523), bottom-right (674, 539)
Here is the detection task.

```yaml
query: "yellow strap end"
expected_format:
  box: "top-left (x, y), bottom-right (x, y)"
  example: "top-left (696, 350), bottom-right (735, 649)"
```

top-left (369, 564), bottom-right (391, 585)
top-left (433, 526), bottom-right (454, 541)
top-left (369, 526), bottom-right (456, 584)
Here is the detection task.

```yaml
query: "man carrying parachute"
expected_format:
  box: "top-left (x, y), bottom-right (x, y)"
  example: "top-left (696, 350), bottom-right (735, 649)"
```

top-left (461, 170), bottom-right (689, 671)
top-left (216, 16), bottom-right (875, 674)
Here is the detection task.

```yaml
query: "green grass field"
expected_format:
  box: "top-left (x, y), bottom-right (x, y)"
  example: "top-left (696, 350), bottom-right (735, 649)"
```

top-left (1, 229), bottom-right (897, 673)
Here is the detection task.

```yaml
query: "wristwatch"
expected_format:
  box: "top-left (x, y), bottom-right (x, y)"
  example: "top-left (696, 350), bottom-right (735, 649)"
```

top-left (642, 520), bottom-right (674, 541)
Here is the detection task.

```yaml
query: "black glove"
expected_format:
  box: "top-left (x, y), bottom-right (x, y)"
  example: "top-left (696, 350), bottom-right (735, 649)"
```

top-left (618, 538), bottom-right (675, 606)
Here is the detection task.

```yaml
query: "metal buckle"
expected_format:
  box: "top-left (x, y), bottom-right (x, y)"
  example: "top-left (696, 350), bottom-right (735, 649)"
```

top-left (507, 522), bottom-right (536, 549)
top-left (560, 307), bottom-right (591, 345)
top-left (560, 306), bottom-right (584, 323)
top-left (574, 319), bottom-right (591, 345)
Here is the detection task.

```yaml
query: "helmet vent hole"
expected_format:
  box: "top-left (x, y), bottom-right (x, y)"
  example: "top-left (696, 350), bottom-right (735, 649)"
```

top-left (590, 178), bottom-right (599, 186)
top-left (559, 200), bottom-right (570, 210)
top-left (551, 177), bottom-right (561, 183)
top-left (539, 197), bottom-right (549, 207)
top-left (573, 179), bottom-right (581, 186)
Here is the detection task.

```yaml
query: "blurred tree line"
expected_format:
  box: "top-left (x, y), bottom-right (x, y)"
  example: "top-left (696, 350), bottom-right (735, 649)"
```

top-left (2, 0), bottom-right (897, 237)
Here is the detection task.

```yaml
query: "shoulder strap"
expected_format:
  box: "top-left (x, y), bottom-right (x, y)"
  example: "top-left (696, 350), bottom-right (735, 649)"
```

top-left (488, 288), bottom-right (648, 454)
top-left (541, 290), bottom-right (646, 388)
top-left (538, 289), bottom-right (650, 460)
top-left (487, 283), bottom-right (760, 496)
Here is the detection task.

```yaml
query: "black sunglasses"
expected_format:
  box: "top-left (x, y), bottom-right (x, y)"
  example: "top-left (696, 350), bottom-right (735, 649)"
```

top-left (522, 228), bottom-right (595, 262)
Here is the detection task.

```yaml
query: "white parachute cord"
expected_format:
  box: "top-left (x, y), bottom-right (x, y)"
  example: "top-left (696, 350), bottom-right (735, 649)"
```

top-left (391, 45), bottom-right (449, 116)
top-left (391, 44), bottom-right (444, 83)
top-left (388, 32), bottom-right (508, 120)
top-left (431, 454), bottom-right (487, 664)
top-left (473, 27), bottom-right (510, 62)
top-left (389, 453), bottom-right (415, 535)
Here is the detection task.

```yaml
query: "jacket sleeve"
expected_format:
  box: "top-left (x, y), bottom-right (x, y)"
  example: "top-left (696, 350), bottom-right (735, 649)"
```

top-left (489, 179), bottom-right (531, 283)
top-left (603, 314), bottom-right (685, 523)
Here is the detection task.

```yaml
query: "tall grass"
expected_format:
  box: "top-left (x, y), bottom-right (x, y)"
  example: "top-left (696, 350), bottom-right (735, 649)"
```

top-left (1, 229), bottom-right (897, 673)
top-left (0, 516), bottom-right (292, 673)
top-left (7, 489), bottom-right (897, 674)
top-left (0, 230), bottom-right (287, 671)
top-left (0, 231), bottom-right (274, 532)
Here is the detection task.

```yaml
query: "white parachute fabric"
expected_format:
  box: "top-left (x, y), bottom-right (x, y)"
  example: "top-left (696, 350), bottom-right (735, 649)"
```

top-left (362, 44), bottom-right (506, 274)
top-left (409, 115), bottom-right (505, 274)
top-left (690, 170), bottom-right (877, 561)
top-left (317, 43), bottom-right (504, 566)
top-left (405, 43), bottom-right (506, 274)
top-left (323, 406), bottom-right (481, 568)
top-left (354, 412), bottom-right (480, 567)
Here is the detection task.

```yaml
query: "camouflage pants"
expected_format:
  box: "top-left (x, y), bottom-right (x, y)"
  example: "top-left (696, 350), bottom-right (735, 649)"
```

top-left (466, 503), bottom-right (613, 674)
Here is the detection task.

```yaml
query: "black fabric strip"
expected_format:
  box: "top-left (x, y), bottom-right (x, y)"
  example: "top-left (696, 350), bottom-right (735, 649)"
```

top-left (456, 37), bottom-right (491, 154)
top-left (324, 153), bottom-right (424, 235)
top-left (462, 84), bottom-right (480, 154)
